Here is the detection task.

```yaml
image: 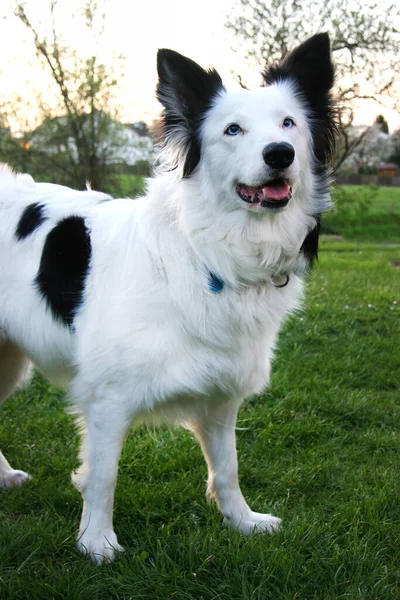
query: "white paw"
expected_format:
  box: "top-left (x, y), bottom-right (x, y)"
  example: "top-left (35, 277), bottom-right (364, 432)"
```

top-left (77, 529), bottom-right (124, 564)
top-left (227, 511), bottom-right (282, 535)
top-left (0, 469), bottom-right (31, 489)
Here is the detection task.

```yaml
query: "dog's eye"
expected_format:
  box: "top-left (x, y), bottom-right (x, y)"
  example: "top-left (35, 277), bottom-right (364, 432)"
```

top-left (283, 117), bottom-right (295, 129)
top-left (225, 123), bottom-right (242, 136)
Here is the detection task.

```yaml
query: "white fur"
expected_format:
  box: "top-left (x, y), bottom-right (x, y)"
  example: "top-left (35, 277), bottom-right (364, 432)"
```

top-left (0, 78), bottom-right (329, 563)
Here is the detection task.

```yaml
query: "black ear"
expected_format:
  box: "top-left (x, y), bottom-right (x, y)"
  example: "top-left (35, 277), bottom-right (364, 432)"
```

top-left (156, 49), bottom-right (225, 177)
top-left (263, 33), bottom-right (337, 163)
top-left (300, 216), bottom-right (321, 270)
top-left (267, 33), bottom-right (334, 100)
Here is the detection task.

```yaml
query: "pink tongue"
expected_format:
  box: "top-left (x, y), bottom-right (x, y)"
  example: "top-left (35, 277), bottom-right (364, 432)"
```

top-left (263, 182), bottom-right (290, 201)
top-left (239, 182), bottom-right (290, 202)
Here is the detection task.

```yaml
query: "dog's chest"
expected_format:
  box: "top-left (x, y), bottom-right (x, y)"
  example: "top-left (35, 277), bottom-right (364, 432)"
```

top-left (80, 207), bottom-right (302, 410)
top-left (137, 279), bottom-right (299, 404)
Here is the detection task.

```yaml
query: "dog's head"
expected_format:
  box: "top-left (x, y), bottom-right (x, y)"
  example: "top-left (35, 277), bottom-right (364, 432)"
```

top-left (156, 33), bottom-right (336, 216)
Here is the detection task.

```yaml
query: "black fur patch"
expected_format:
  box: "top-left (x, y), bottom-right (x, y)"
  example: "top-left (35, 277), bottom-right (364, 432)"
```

top-left (36, 216), bottom-right (91, 327)
top-left (262, 33), bottom-right (337, 164)
top-left (156, 49), bottom-right (225, 177)
top-left (300, 217), bottom-right (320, 270)
top-left (16, 203), bottom-right (46, 241)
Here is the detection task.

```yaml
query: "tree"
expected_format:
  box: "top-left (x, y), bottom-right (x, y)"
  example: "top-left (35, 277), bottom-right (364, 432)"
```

top-left (388, 130), bottom-right (400, 167)
top-left (339, 118), bottom-right (393, 173)
top-left (0, 109), bottom-right (46, 176)
top-left (226, 0), bottom-right (400, 171)
top-left (374, 115), bottom-right (389, 135)
top-left (10, 0), bottom-right (127, 190)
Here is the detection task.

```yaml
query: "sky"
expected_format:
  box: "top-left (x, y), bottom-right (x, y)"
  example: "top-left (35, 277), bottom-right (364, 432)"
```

top-left (0, 0), bottom-right (399, 133)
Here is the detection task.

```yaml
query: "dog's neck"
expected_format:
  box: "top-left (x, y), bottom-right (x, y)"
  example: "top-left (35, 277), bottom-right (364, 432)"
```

top-left (144, 171), bottom-right (316, 288)
top-left (170, 174), bottom-right (316, 287)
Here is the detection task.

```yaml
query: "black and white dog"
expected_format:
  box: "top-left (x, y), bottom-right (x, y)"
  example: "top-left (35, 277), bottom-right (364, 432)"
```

top-left (0, 33), bottom-right (336, 562)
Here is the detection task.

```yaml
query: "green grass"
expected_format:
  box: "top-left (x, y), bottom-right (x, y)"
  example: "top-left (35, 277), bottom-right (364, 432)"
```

top-left (324, 185), bottom-right (400, 242)
top-left (107, 174), bottom-right (146, 198)
top-left (1, 191), bottom-right (400, 598)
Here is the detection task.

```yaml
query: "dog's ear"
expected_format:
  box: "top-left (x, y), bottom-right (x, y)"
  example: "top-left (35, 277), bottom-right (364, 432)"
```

top-left (263, 33), bottom-right (337, 163)
top-left (156, 49), bottom-right (224, 177)
top-left (265, 33), bottom-right (334, 102)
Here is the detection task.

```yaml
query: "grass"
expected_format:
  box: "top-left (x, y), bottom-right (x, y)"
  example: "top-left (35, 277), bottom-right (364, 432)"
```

top-left (1, 188), bottom-right (399, 599)
top-left (106, 174), bottom-right (147, 198)
top-left (323, 185), bottom-right (400, 242)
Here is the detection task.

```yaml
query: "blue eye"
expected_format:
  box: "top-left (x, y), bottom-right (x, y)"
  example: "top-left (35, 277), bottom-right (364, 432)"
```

top-left (225, 123), bottom-right (242, 136)
top-left (283, 117), bottom-right (295, 129)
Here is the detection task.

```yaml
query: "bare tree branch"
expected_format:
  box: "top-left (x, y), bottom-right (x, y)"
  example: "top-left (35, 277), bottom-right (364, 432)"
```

top-left (11, 0), bottom-right (127, 190)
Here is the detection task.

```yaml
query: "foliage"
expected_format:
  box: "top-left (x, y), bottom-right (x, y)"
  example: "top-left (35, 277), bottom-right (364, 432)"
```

top-left (129, 159), bottom-right (152, 177)
top-left (375, 114), bottom-right (389, 135)
top-left (226, 0), bottom-right (400, 171)
top-left (358, 164), bottom-right (377, 175)
top-left (9, 0), bottom-right (128, 190)
top-left (0, 119), bottom-right (55, 180)
top-left (1, 237), bottom-right (399, 599)
top-left (337, 121), bottom-right (395, 174)
top-left (107, 174), bottom-right (147, 198)
top-left (388, 129), bottom-right (400, 166)
top-left (332, 184), bottom-right (377, 221)
top-left (323, 184), bottom-right (400, 241)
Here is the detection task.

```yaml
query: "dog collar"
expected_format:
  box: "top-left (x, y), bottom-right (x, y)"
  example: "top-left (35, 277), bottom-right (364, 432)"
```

top-left (208, 272), bottom-right (290, 293)
top-left (270, 274), bottom-right (290, 288)
top-left (208, 272), bottom-right (224, 293)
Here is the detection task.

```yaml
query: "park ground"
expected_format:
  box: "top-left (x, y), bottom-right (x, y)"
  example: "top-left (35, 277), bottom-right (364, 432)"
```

top-left (0, 185), bottom-right (399, 599)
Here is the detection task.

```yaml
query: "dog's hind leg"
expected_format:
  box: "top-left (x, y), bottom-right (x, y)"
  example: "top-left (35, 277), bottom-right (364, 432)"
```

top-left (72, 388), bottom-right (132, 564)
top-left (192, 400), bottom-right (282, 535)
top-left (0, 337), bottom-right (32, 488)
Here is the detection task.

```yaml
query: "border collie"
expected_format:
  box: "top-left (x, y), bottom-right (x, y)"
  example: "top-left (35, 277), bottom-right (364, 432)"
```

top-left (0, 33), bottom-right (336, 563)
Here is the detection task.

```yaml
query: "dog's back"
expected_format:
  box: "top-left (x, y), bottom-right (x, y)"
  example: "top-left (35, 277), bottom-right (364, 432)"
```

top-left (0, 165), bottom-right (112, 382)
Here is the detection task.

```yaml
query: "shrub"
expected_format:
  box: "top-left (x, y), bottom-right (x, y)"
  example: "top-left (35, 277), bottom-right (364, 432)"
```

top-left (330, 184), bottom-right (378, 225)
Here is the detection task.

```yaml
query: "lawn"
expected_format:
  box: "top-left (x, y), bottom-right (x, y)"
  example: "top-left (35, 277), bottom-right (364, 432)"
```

top-left (323, 185), bottom-right (400, 242)
top-left (0, 188), bottom-right (399, 599)
top-left (109, 174), bottom-right (147, 198)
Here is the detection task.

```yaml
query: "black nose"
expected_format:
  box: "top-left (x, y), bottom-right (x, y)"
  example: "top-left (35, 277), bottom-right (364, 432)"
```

top-left (262, 142), bottom-right (295, 169)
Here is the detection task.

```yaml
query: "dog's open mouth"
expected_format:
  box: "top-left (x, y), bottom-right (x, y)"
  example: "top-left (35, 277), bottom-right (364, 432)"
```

top-left (236, 178), bottom-right (292, 209)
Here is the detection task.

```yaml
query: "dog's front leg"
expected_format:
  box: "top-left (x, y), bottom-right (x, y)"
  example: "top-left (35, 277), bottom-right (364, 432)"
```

top-left (0, 451), bottom-right (30, 488)
top-left (192, 400), bottom-right (281, 534)
top-left (72, 395), bottom-right (131, 564)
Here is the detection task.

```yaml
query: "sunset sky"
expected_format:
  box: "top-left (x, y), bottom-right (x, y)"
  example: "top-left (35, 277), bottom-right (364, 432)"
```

top-left (0, 0), bottom-right (399, 133)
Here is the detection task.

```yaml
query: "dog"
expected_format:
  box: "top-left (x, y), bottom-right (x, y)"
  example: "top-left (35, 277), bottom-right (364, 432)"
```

top-left (0, 33), bottom-right (336, 563)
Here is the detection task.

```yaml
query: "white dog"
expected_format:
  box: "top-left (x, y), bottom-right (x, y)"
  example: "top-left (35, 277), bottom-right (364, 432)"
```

top-left (0, 33), bottom-right (336, 563)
